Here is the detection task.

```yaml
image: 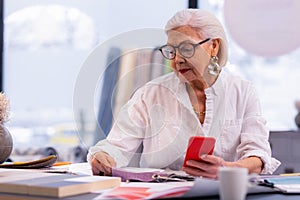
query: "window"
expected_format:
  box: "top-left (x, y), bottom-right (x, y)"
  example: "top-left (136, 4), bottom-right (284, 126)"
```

top-left (4, 0), bottom-right (187, 162)
top-left (202, 0), bottom-right (300, 131)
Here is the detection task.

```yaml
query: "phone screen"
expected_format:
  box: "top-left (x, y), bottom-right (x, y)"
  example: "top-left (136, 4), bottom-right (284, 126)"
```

top-left (183, 136), bottom-right (216, 167)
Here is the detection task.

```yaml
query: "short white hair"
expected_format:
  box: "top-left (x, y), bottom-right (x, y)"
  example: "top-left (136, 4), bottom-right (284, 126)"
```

top-left (165, 9), bottom-right (228, 67)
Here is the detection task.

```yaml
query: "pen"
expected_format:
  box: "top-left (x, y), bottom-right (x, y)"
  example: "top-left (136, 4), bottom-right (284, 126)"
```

top-left (280, 173), bottom-right (300, 177)
top-left (99, 171), bottom-right (104, 176)
top-left (53, 162), bottom-right (72, 166)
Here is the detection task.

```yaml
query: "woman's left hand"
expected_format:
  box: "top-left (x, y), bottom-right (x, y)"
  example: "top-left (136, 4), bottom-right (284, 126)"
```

top-left (182, 154), bottom-right (225, 179)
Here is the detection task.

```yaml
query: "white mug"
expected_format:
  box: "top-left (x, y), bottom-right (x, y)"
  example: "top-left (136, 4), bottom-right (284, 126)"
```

top-left (218, 167), bottom-right (249, 200)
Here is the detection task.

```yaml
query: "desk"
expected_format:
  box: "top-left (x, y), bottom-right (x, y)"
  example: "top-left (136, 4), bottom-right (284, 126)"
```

top-left (0, 180), bottom-right (299, 200)
top-left (180, 177), bottom-right (300, 200)
top-left (1, 164), bottom-right (300, 199)
top-left (0, 188), bottom-right (300, 200)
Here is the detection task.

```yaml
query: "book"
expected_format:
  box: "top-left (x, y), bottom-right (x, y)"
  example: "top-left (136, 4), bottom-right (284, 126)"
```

top-left (0, 169), bottom-right (121, 198)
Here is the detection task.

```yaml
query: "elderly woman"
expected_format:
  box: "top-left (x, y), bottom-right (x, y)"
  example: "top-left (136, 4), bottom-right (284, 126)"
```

top-left (88, 9), bottom-right (280, 179)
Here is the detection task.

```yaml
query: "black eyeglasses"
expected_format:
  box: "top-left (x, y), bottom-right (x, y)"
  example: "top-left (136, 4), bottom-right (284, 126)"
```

top-left (159, 38), bottom-right (211, 60)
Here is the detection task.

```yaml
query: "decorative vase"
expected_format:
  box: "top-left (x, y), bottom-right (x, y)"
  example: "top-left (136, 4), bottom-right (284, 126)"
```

top-left (0, 125), bottom-right (13, 163)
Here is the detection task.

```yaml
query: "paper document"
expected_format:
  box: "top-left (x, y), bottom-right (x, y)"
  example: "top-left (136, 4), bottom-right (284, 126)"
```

top-left (264, 176), bottom-right (300, 193)
top-left (183, 177), bottom-right (276, 198)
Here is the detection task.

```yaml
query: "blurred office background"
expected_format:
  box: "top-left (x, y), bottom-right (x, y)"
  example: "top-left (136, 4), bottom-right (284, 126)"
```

top-left (2, 0), bottom-right (300, 164)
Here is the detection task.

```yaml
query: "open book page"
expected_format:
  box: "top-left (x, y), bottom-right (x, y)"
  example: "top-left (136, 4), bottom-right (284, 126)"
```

top-left (21, 162), bottom-right (93, 175)
top-left (68, 162), bottom-right (93, 175)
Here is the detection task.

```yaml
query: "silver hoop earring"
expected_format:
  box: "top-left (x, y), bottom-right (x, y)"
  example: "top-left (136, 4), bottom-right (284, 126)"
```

top-left (208, 56), bottom-right (220, 76)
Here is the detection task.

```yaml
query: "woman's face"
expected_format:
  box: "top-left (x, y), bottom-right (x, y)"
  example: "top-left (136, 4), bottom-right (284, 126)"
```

top-left (167, 26), bottom-right (215, 83)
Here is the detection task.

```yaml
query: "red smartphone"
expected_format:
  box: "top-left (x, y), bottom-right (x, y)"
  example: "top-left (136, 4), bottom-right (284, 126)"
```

top-left (183, 136), bottom-right (216, 167)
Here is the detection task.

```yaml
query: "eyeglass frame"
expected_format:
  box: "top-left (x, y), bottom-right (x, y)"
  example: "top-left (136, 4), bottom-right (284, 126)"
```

top-left (158, 38), bottom-right (211, 60)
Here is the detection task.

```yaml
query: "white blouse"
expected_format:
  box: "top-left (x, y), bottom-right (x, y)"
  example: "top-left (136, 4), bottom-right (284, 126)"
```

top-left (88, 70), bottom-right (280, 174)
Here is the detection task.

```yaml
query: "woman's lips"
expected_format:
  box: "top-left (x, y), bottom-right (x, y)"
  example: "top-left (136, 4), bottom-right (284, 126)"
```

top-left (179, 68), bottom-right (191, 74)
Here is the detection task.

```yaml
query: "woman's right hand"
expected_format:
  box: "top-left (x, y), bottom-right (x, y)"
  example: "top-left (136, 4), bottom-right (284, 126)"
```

top-left (91, 151), bottom-right (116, 176)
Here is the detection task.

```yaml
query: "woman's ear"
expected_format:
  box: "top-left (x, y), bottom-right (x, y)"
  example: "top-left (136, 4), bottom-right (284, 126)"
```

top-left (211, 38), bottom-right (220, 56)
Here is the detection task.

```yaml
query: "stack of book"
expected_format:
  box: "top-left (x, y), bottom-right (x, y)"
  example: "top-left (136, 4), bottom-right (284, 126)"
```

top-left (0, 168), bottom-right (121, 198)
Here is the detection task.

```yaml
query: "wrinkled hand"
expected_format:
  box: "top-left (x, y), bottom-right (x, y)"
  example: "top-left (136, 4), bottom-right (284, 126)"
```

top-left (91, 151), bottom-right (116, 176)
top-left (182, 154), bottom-right (225, 179)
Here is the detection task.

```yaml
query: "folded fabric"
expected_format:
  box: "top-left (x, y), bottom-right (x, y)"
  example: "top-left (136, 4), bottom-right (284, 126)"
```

top-left (112, 167), bottom-right (165, 182)
top-left (111, 167), bottom-right (194, 182)
top-left (0, 155), bottom-right (57, 169)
